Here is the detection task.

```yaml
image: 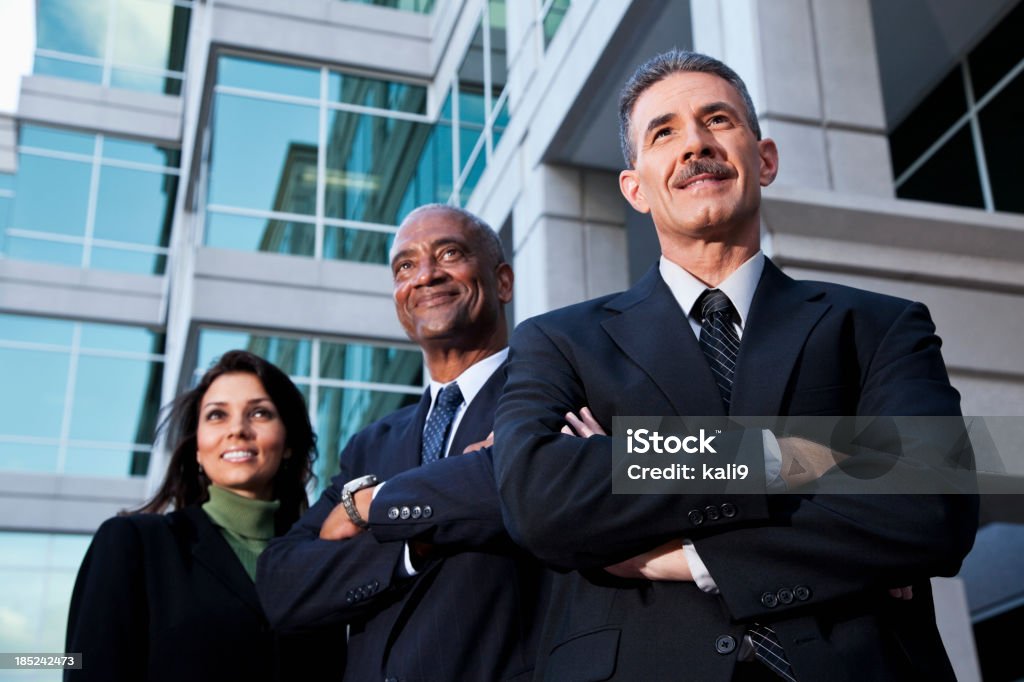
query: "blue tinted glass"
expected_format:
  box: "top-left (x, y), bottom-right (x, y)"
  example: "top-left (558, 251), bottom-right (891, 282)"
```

top-left (323, 225), bottom-right (392, 264)
top-left (439, 92), bottom-right (453, 121)
top-left (319, 341), bottom-right (421, 384)
top-left (79, 322), bottom-right (160, 354)
top-left (0, 197), bottom-right (12, 243)
top-left (542, 0), bottom-right (570, 47)
top-left (4, 236), bottom-right (83, 267)
top-left (90, 246), bottom-right (167, 275)
top-left (460, 138), bottom-right (487, 201)
top-left (217, 56), bottom-right (320, 98)
top-left (64, 445), bottom-right (138, 476)
top-left (94, 166), bottom-right (175, 245)
top-left (49, 534), bottom-right (93, 569)
top-left (103, 139), bottom-right (180, 168)
top-left (14, 156), bottom-right (92, 236)
top-left (0, 314), bottom-right (74, 345)
top-left (495, 95), bottom-right (510, 127)
top-left (458, 88), bottom-right (487, 127)
top-left (328, 72), bottom-right (427, 114)
top-left (315, 386), bottom-right (419, 488)
top-left (196, 330), bottom-right (312, 378)
top-left (68, 355), bottom-right (160, 443)
top-left (324, 110), bottom-right (433, 224)
top-left (37, 0), bottom-right (108, 57)
top-left (19, 126), bottom-right (95, 155)
top-left (398, 121), bottom-right (453, 213)
top-left (110, 68), bottom-right (184, 95)
top-left (204, 211), bottom-right (316, 257)
top-left (208, 94), bottom-right (319, 214)
top-left (0, 348), bottom-right (69, 438)
top-left (112, 0), bottom-right (182, 70)
top-left (0, 174), bottom-right (15, 191)
top-left (34, 55), bottom-right (104, 84)
top-left (0, 441), bottom-right (60, 473)
top-left (459, 126), bottom-right (484, 178)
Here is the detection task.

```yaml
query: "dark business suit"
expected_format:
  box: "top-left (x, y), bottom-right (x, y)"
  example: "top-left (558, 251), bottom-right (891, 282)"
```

top-left (65, 507), bottom-right (338, 682)
top-left (494, 260), bottom-right (978, 681)
top-left (258, 365), bottom-right (547, 682)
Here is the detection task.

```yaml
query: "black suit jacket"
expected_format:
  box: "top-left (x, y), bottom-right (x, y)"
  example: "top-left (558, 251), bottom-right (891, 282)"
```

top-left (257, 365), bottom-right (547, 682)
top-left (494, 261), bottom-right (978, 682)
top-left (65, 507), bottom-right (339, 682)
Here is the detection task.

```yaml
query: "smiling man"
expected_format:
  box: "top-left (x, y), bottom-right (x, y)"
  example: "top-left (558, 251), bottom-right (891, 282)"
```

top-left (257, 204), bottom-right (548, 682)
top-left (493, 50), bottom-right (977, 682)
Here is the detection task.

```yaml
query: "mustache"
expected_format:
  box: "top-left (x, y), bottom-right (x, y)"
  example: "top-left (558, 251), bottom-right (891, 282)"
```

top-left (673, 159), bottom-right (736, 186)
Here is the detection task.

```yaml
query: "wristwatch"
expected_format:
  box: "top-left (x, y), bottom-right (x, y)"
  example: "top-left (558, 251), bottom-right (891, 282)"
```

top-left (340, 474), bottom-right (379, 528)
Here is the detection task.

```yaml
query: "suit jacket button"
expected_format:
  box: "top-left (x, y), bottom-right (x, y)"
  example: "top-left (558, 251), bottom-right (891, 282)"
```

top-left (411, 506), bottom-right (422, 519)
top-left (345, 596), bottom-right (355, 604)
top-left (715, 635), bottom-right (737, 654)
top-left (720, 502), bottom-right (737, 518)
top-left (688, 509), bottom-right (705, 526)
top-left (794, 585), bottom-right (811, 601)
top-left (387, 506), bottom-right (400, 520)
top-left (400, 506), bottom-right (411, 519)
top-left (422, 506), bottom-right (433, 518)
top-left (371, 579), bottom-right (380, 590)
top-left (777, 588), bottom-right (794, 605)
top-left (704, 505), bottom-right (721, 521)
top-left (761, 592), bottom-right (779, 608)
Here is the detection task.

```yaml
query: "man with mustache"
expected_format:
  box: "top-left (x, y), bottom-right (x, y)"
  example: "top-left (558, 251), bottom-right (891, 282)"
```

top-left (257, 204), bottom-right (547, 681)
top-left (493, 50), bottom-right (977, 681)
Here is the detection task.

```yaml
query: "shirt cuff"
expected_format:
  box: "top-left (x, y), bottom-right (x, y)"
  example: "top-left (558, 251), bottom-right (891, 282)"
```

top-left (762, 429), bottom-right (786, 491)
top-left (400, 543), bottom-right (419, 577)
top-left (682, 540), bottom-right (719, 594)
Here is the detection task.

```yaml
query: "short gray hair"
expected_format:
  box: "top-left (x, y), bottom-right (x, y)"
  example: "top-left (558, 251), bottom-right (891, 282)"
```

top-left (618, 50), bottom-right (761, 167)
top-left (400, 203), bottom-right (506, 265)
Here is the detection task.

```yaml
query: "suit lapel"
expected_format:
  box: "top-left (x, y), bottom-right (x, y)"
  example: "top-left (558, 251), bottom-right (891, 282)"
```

top-left (731, 260), bottom-right (830, 416)
top-left (182, 507), bottom-right (264, 618)
top-left (602, 267), bottom-right (726, 417)
top-left (383, 389), bottom-right (432, 476)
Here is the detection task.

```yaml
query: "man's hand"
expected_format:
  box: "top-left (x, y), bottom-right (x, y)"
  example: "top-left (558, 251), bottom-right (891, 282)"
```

top-left (319, 486), bottom-right (377, 540)
top-left (561, 407), bottom-right (606, 437)
top-left (777, 436), bottom-right (849, 489)
top-left (463, 431), bottom-right (494, 453)
top-left (604, 539), bottom-right (694, 581)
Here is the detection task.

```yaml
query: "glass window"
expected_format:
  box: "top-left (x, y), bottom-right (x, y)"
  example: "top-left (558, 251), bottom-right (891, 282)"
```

top-left (208, 94), bottom-right (319, 215)
top-left (967, 0), bottom-right (1024, 100)
top-left (11, 127), bottom-right (179, 274)
top-left (0, 314), bottom-right (165, 477)
top-left (13, 156), bottom-right (91, 237)
top-left (328, 72), bottom-right (427, 114)
top-left (0, 532), bottom-right (91, 668)
top-left (94, 167), bottom-right (176, 245)
top-left (889, 68), bottom-right (967, 179)
top-left (204, 212), bottom-right (317, 257)
top-left (542, 0), bottom-right (571, 48)
top-left (323, 225), bottom-right (393, 265)
top-left (195, 331), bottom-right (312, 381)
top-left (979, 70), bottom-right (1024, 214)
top-left (0, 347), bottom-right (70, 439)
top-left (217, 55), bottom-right (320, 99)
top-left (35, 0), bottom-right (192, 95)
top-left (319, 341), bottom-right (422, 385)
top-left (317, 387), bottom-right (420, 480)
top-left (896, 126), bottom-right (985, 209)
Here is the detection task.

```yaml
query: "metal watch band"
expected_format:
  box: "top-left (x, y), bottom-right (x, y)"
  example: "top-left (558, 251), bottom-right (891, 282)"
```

top-left (340, 474), bottom-right (379, 528)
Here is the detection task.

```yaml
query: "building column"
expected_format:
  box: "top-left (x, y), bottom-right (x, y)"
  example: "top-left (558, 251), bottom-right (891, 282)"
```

top-left (511, 163), bottom-right (628, 322)
top-left (691, 0), bottom-right (893, 197)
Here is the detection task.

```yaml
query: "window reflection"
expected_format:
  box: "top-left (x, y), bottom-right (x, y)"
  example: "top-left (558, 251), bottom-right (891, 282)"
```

top-left (0, 314), bottom-right (165, 477)
top-left (34, 0), bottom-right (191, 96)
top-left (5, 126), bottom-right (179, 274)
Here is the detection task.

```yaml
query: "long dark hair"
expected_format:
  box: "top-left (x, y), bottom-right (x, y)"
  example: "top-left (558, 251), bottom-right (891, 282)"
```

top-left (135, 350), bottom-right (317, 531)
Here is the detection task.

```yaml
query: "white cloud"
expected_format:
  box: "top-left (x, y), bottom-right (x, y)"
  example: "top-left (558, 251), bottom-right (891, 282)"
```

top-left (0, 0), bottom-right (37, 114)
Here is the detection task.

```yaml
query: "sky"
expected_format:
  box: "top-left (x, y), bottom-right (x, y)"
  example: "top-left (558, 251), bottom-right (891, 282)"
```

top-left (0, 0), bottom-right (36, 114)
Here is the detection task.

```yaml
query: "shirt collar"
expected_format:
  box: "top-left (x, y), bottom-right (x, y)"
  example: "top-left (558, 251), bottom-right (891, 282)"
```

top-left (659, 251), bottom-right (765, 327)
top-left (428, 347), bottom-right (508, 408)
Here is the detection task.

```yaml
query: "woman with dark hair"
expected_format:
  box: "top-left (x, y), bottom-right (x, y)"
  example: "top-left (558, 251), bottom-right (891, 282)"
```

top-left (65, 350), bottom-right (339, 681)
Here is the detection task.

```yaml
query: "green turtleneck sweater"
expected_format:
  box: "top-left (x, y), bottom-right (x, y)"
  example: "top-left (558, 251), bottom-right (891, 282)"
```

top-left (202, 485), bottom-right (280, 581)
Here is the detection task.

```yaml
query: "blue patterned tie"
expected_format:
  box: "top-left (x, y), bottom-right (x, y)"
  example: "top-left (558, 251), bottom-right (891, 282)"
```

top-left (695, 290), bottom-right (796, 681)
top-left (421, 382), bottom-right (464, 464)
